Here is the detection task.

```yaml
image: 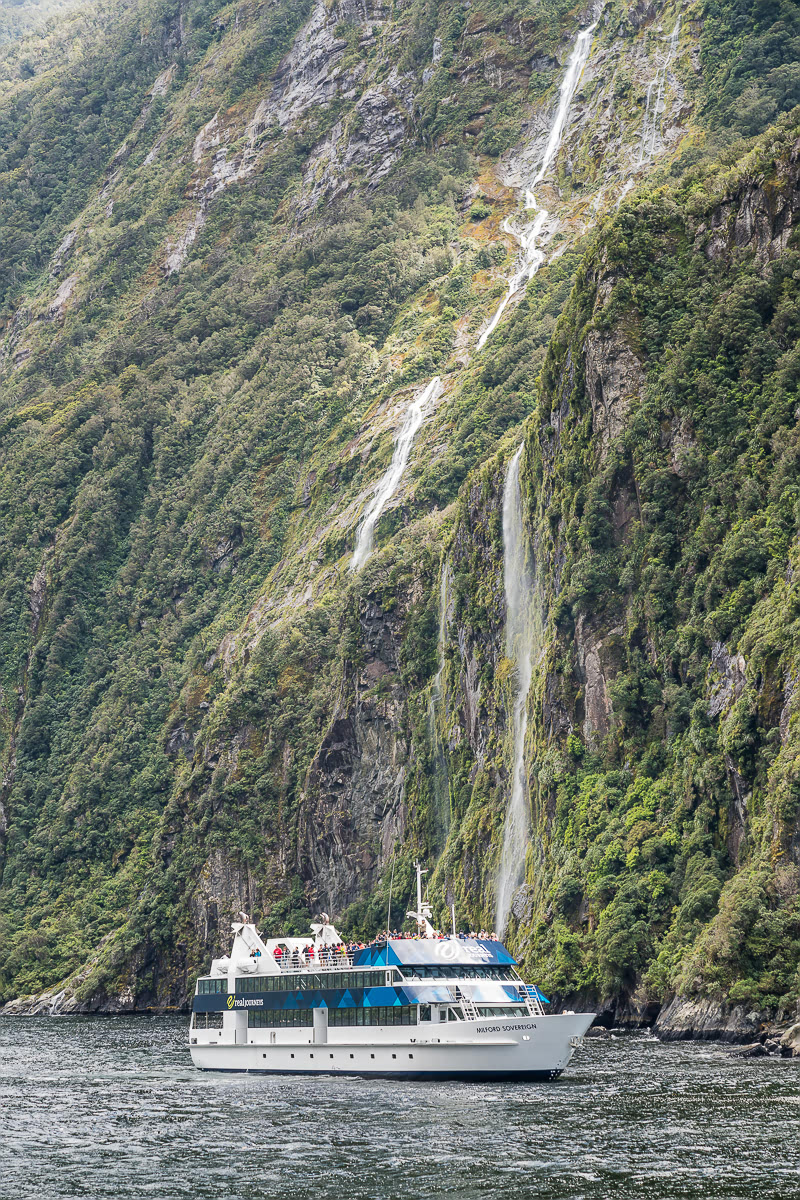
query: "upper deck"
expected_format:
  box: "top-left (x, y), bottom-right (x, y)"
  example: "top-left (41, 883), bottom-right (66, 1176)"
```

top-left (193, 934), bottom-right (546, 1025)
top-left (353, 937), bottom-right (517, 971)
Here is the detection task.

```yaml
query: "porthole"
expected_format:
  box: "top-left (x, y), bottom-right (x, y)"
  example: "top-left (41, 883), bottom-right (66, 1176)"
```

top-left (350, 1054), bottom-right (354, 1059)
top-left (330, 1053), bottom-right (334, 1059)
top-left (392, 1053), bottom-right (396, 1059)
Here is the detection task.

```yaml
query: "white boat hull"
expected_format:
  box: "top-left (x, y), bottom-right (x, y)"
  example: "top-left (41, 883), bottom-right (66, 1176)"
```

top-left (189, 1012), bottom-right (593, 1080)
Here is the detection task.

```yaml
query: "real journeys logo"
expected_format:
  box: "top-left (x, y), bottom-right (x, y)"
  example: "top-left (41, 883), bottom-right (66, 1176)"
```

top-left (437, 941), bottom-right (494, 962)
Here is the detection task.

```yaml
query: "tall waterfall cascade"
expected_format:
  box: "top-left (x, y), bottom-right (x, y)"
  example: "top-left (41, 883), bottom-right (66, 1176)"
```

top-left (637, 19), bottom-right (681, 165)
top-left (477, 23), bottom-right (597, 351)
top-left (495, 445), bottom-right (544, 933)
top-left (350, 376), bottom-right (443, 570)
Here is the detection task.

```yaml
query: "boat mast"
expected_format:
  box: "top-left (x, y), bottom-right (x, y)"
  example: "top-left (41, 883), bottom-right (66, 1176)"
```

top-left (407, 861), bottom-right (436, 937)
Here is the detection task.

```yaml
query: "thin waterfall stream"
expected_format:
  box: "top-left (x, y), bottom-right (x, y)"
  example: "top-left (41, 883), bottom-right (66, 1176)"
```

top-left (637, 19), bottom-right (680, 164)
top-left (428, 563), bottom-right (452, 844)
top-left (495, 445), bottom-right (543, 934)
top-left (477, 23), bottom-right (597, 351)
top-left (350, 376), bottom-right (443, 570)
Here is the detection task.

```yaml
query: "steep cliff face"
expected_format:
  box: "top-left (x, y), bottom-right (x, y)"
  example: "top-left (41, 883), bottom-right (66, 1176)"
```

top-left (0, 0), bottom-right (798, 1028)
top-left (508, 124), bottom-right (800, 1033)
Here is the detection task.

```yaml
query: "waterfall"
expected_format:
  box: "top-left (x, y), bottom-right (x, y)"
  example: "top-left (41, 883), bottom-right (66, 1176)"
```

top-left (427, 562), bottom-right (452, 844)
top-left (495, 444), bottom-right (542, 934)
top-left (350, 376), bottom-right (443, 570)
top-left (478, 23), bottom-right (597, 351)
top-left (637, 19), bottom-right (680, 165)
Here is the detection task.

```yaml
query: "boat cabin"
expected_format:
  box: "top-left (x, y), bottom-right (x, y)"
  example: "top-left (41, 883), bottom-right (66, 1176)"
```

top-left (191, 915), bottom-right (546, 1048)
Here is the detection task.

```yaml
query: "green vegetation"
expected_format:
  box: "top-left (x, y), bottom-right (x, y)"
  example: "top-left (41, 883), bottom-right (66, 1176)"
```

top-left (0, 0), bottom-right (797, 1027)
top-left (515, 115), bottom-right (800, 1015)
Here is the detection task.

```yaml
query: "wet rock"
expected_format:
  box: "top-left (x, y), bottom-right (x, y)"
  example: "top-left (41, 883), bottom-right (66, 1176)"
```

top-left (585, 1026), bottom-right (611, 1039)
top-left (780, 1023), bottom-right (800, 1058)
top-left (656, 996), bottom-right (766, 1043)
top-left (727, 1042), bottom-right (767, 1058)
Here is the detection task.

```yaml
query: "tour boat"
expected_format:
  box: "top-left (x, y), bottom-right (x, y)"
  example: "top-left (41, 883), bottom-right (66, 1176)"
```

top-left (189, 867), bottom-right (594, 1080)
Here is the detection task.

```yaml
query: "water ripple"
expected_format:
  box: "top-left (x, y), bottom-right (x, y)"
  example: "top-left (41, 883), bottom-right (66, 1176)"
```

top-left (0, 1019), bottom-right (798, 1199)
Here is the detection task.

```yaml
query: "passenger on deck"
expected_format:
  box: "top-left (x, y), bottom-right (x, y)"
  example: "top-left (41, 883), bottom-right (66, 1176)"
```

top-left (274, 944), bottom-right (283, 966)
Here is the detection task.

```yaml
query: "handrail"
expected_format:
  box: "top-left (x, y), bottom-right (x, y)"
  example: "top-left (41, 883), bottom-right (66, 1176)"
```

top-left (274, 953), bottom-right (358, 972)
top-left (519, 983), bottom-right (546, 1016)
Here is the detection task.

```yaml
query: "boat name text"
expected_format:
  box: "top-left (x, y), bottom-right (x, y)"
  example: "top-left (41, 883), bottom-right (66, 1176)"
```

top-left (475, 1023), bottom-right (537, 1034)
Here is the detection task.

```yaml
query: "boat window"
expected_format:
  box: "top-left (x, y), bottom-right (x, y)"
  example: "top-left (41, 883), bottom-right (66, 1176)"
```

top-left (476, 1006), bottom-right (526, 1017)
top-left (419, 1005), bottom-right (431, 1022)
top-left (193, 1012), bottom-right (224, 1028)
top-left (232, 969), bottom-right (392, 996)
top-left (238, 976), bottom-right (266, 993)
top-left (400, 964), bottom-right (517, 982)
top-left (197, 978), bottom-right (228, 994)
top-left (329, 1005), bottom-right (416, 1027)
top-left (447, 1008), bottom-right (461, 1021)
top-left (248, 1010), bottom-right (313, 1028)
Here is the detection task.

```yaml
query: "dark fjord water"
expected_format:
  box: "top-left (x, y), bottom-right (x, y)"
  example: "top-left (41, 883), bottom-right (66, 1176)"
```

top-left (1, 1016), bottom-right (798, 1200)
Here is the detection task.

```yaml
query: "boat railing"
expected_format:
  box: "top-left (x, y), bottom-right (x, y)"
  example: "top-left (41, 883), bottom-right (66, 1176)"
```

top-left (274, 952), bottom-right (357, 972)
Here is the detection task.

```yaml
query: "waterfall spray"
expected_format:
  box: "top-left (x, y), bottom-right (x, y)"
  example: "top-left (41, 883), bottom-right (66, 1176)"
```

top-left (478, 23), bottom-right (597, 351)
top-left (495, 445), bottom-right (543, 934)
top-left (637, 19), bottom-right (680, 165)
top-left (351, 376), bottom-right (443, 570)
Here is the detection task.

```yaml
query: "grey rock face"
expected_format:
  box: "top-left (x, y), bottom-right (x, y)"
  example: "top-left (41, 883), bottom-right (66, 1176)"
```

top-left (727, 1042), bottom-right (767, 1057)
top-left (574, 616), bottom-right (625, 744)
top-left (299, 596), bottom-right (408, 913)
top-left (779, 669), bottom-right (797, 746)
top-left (584, 328), bottom-right (645, 461)
top-left (655, 995), bottom-right (767, 1043)
top-left (707, 641), bottom-right (747, 719)
top-left (189, 848), bottom-right (262, 957)
top-left (701, 152), bottom-right (800, 267)
top-left (780, 1022), bottom-right (800, 1057)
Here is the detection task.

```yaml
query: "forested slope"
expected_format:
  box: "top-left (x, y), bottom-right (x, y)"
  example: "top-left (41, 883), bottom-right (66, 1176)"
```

top-left (0, 0), bottom-right (798, 1036)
